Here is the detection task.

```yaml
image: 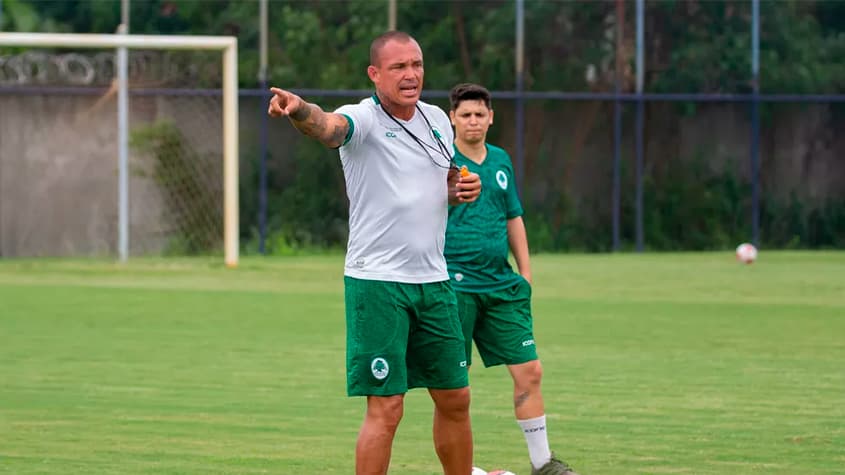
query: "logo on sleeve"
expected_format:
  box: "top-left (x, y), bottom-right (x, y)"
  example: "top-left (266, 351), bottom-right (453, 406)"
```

top-left (496, 170), bottom-right (508, 190)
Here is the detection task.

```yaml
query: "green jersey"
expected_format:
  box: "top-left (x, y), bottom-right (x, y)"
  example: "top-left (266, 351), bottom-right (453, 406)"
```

top-left (445, 144), bottom-right (524, 293)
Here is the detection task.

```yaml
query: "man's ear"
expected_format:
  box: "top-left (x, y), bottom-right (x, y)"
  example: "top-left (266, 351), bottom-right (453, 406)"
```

top-left (367, 65), bottom-right (378, 83)
top-left (449, 110), bottom-right (456, 126)
top-left (488, 108), bottom-right (494, 125)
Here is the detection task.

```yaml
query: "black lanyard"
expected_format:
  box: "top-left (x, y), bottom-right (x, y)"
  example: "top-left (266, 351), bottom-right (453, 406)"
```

top-left (373, 94), bottom-right (457, 170)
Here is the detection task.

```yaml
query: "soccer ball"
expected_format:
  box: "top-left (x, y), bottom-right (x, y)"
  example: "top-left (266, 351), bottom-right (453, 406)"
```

top-left (735, 243), bottom-right (758, 264)
top-left (471, 468), bottom-right (487, 475)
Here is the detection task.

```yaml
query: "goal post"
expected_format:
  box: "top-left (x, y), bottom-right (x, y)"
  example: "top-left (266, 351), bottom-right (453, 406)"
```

top-left (0, 32), bottom-right (239, 267)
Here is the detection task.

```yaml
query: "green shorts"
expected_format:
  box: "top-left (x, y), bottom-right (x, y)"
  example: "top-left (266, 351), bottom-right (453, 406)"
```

top-left (456, 278), bottom-right (538, 367)
top-left (345, 276), bottom-right (468, 397)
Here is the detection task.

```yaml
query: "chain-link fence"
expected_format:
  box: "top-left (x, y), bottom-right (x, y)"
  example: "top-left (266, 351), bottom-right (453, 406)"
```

top-left (0, 49), bottom-right (225, 257)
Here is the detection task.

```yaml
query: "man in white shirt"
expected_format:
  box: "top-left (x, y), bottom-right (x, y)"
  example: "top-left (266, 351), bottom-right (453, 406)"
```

top-left (268, 31), bottom-right (481, 475)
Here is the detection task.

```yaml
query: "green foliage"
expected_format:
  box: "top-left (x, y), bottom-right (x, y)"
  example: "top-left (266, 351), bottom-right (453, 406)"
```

top-left (272, 141), bottom-right (348, 246)
top-left (649, 1), bottom-right (845, 94)
top-left (520, 152), bottom-right (845, 252)
top-left (239, 137), bottom-right (348, 256)
top-left (760, 2), bottom-right (845, 94)
top-left (17, 0), bottom-right (845, 93)
top-left (761, 193), bottom-right (845, 249)
top-left (524, 193), bottom-right (612, 254)
top-left (640, 158), bottom-right (747, 250)
top-left (22, 0), bottom-right (119, 33)
top-left (3, 0), bottom-right (49, 32)
top-left (271, 0), bottom-right (386, 89)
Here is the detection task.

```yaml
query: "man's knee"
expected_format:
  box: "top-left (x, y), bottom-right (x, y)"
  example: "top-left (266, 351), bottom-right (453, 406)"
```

top-left (513, 359), bottom-right (543, 390)
top-left (366, 395), bottom-right (405, 430)
top-left (430, 387), bottom-right (471, 417)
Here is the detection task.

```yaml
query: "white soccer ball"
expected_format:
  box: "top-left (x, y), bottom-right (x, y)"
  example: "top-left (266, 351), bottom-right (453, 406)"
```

top-left (487, 471), bottom-right (517, 475)
top-left (471, 467), bottom-right (488, 475)
top-left (735, 242), bottom-right (758, 264)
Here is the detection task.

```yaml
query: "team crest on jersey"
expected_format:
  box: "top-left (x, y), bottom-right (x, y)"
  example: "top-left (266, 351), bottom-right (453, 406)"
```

top-left (496, 170), bottom-right (508, 190)
top-left (371, 357), bottom-right (389, 380)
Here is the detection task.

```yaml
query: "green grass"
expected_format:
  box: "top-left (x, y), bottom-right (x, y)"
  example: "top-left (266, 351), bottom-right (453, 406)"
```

top-left (1, 251), bottom-right (843, 474)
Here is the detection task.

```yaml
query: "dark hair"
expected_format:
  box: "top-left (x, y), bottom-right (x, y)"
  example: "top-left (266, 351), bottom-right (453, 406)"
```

top-left (449, 83), bottom-right (492, 111)
top-left (370, 31), bottom-right (417, 66)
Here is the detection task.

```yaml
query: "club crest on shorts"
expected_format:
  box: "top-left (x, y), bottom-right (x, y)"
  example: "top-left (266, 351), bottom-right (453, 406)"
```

top-left (371, 357), bottom-right (389, 380)
top-left (496, 170), bottom-right (508, 189)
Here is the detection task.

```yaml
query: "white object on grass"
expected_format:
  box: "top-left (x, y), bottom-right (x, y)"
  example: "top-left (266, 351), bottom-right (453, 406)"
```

top-left (736, 242), bottom-right (758, 264)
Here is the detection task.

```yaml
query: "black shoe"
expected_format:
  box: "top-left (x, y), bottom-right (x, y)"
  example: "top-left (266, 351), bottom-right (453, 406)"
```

top-left (531, 455), bottom-right (579, 475)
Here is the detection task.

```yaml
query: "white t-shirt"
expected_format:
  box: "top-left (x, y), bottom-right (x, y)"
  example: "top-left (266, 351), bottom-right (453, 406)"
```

top-left (335, 96), bottom-right (455, 283)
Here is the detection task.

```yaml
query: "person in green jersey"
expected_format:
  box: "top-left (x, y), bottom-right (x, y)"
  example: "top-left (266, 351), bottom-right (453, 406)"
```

top-left (268, 33), bottom-right (481, 475)
top-left (445, 83), bottom-right (580, 475)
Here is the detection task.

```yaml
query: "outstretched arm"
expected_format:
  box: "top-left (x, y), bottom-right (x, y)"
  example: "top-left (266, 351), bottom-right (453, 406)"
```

top-left (267, 87), bottom-right (349, 148)
top-left (507, 216), bottom-right (532, 283)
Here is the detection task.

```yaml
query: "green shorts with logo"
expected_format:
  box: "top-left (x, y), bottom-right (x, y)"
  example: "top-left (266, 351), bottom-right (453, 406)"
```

top-left (456, 278), bottom-right (538, 367)
top-left (345, 276), bottom-right (469, 397)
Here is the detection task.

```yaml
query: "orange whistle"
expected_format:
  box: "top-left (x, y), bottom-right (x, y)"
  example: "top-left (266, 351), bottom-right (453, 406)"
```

top-left (459, 165), bottom-right (470, 177)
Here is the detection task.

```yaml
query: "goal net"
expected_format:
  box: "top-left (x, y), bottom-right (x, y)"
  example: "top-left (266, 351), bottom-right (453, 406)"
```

top-left (0, 33), bottom-right (239, 266)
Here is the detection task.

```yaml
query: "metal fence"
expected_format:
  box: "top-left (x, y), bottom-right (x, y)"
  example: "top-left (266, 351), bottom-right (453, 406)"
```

top-left (241, 88), bottom-right (845, 254)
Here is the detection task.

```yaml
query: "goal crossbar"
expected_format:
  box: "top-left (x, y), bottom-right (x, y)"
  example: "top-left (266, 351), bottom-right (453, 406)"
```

top-left (0, 32), bottom-right (239, 267)
top-left (0, 32), bottom-right (235, 50)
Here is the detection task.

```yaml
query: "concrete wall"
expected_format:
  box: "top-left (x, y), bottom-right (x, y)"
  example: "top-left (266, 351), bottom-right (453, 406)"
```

top-left (492, 100), bottom-right (845, 214)
top-left (0, 93), bottom-right (228, 257)
top-left (0, 95), bottom-right (119, 257)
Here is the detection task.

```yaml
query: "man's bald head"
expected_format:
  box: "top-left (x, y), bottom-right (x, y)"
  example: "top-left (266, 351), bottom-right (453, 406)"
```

top-left (370, 30), bottom-right (418, 66)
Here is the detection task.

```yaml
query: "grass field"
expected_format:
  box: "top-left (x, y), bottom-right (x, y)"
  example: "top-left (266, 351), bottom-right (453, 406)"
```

top-left (1, 251), bottom-right (843, 474)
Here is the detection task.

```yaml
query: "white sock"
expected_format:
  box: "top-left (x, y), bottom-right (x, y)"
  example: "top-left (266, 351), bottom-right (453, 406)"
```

top-left (518, 415), bottom-right (552, 469)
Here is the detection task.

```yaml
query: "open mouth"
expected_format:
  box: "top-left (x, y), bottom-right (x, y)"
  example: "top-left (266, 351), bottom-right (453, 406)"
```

top-left (399, 84), bottom-right (419, 97)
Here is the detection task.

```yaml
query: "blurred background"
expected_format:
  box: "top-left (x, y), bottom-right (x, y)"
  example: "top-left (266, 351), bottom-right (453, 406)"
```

top-left (1, 0), bottom-right (843, 259)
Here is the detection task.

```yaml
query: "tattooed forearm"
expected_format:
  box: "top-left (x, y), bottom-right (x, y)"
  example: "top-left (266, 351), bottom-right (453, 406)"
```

top-left (290, 103), bottom-right (313, 122)
top-left (514, 391), bottom-right (530, 409)
top-left (290, 103), bottom-right (324, 136)
top-left (290, 103), bottom-right (347, 148)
